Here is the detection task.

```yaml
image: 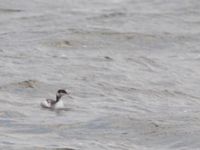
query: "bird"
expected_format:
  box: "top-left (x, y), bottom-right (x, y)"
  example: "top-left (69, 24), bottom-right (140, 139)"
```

top-left (40, 89), bottom-right (68, 109)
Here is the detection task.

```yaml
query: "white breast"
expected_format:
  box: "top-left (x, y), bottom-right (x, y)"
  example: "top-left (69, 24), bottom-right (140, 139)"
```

top-left (54, 100), bottom-right (64, 109)
top-left (40, 100), bottom-right (64, 109)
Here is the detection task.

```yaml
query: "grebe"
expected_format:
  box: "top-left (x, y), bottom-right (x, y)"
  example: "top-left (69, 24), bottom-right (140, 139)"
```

top-left (41, 89), bottom-right (68, 109)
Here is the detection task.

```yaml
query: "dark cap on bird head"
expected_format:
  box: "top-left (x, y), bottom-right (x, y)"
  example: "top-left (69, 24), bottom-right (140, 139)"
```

top-left (57, 89), bottom-right (68, 94)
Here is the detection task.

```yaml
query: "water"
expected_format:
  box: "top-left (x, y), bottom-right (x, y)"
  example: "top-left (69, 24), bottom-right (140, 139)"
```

top-left (0, 0), bottom-right (200, 149)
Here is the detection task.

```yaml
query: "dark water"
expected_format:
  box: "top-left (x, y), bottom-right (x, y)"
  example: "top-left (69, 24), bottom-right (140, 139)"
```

top-left (0, 0), bottom-right (200, 149)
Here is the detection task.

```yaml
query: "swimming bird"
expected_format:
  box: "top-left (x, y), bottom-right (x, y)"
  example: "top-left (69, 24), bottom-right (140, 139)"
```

top-left (41, 89), bottom-right (68, 109)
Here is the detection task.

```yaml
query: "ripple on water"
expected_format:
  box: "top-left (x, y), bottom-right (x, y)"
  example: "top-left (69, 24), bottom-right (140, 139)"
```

top-left (0, 80), bottom-right (41, 90)
top-left (0, 111), bottom-right (25, 118)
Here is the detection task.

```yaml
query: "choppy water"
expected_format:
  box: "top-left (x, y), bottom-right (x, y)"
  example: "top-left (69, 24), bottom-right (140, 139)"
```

top-left (0, 0), bottom-right (200, 149)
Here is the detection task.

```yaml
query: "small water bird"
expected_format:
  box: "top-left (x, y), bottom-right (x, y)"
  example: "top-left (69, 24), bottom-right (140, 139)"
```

top-left (41, 89), bottom-right (69, 109)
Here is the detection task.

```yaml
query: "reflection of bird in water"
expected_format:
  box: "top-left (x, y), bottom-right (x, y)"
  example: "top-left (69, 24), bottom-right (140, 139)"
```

top-left (41, 89), bottom-right (68, 109)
